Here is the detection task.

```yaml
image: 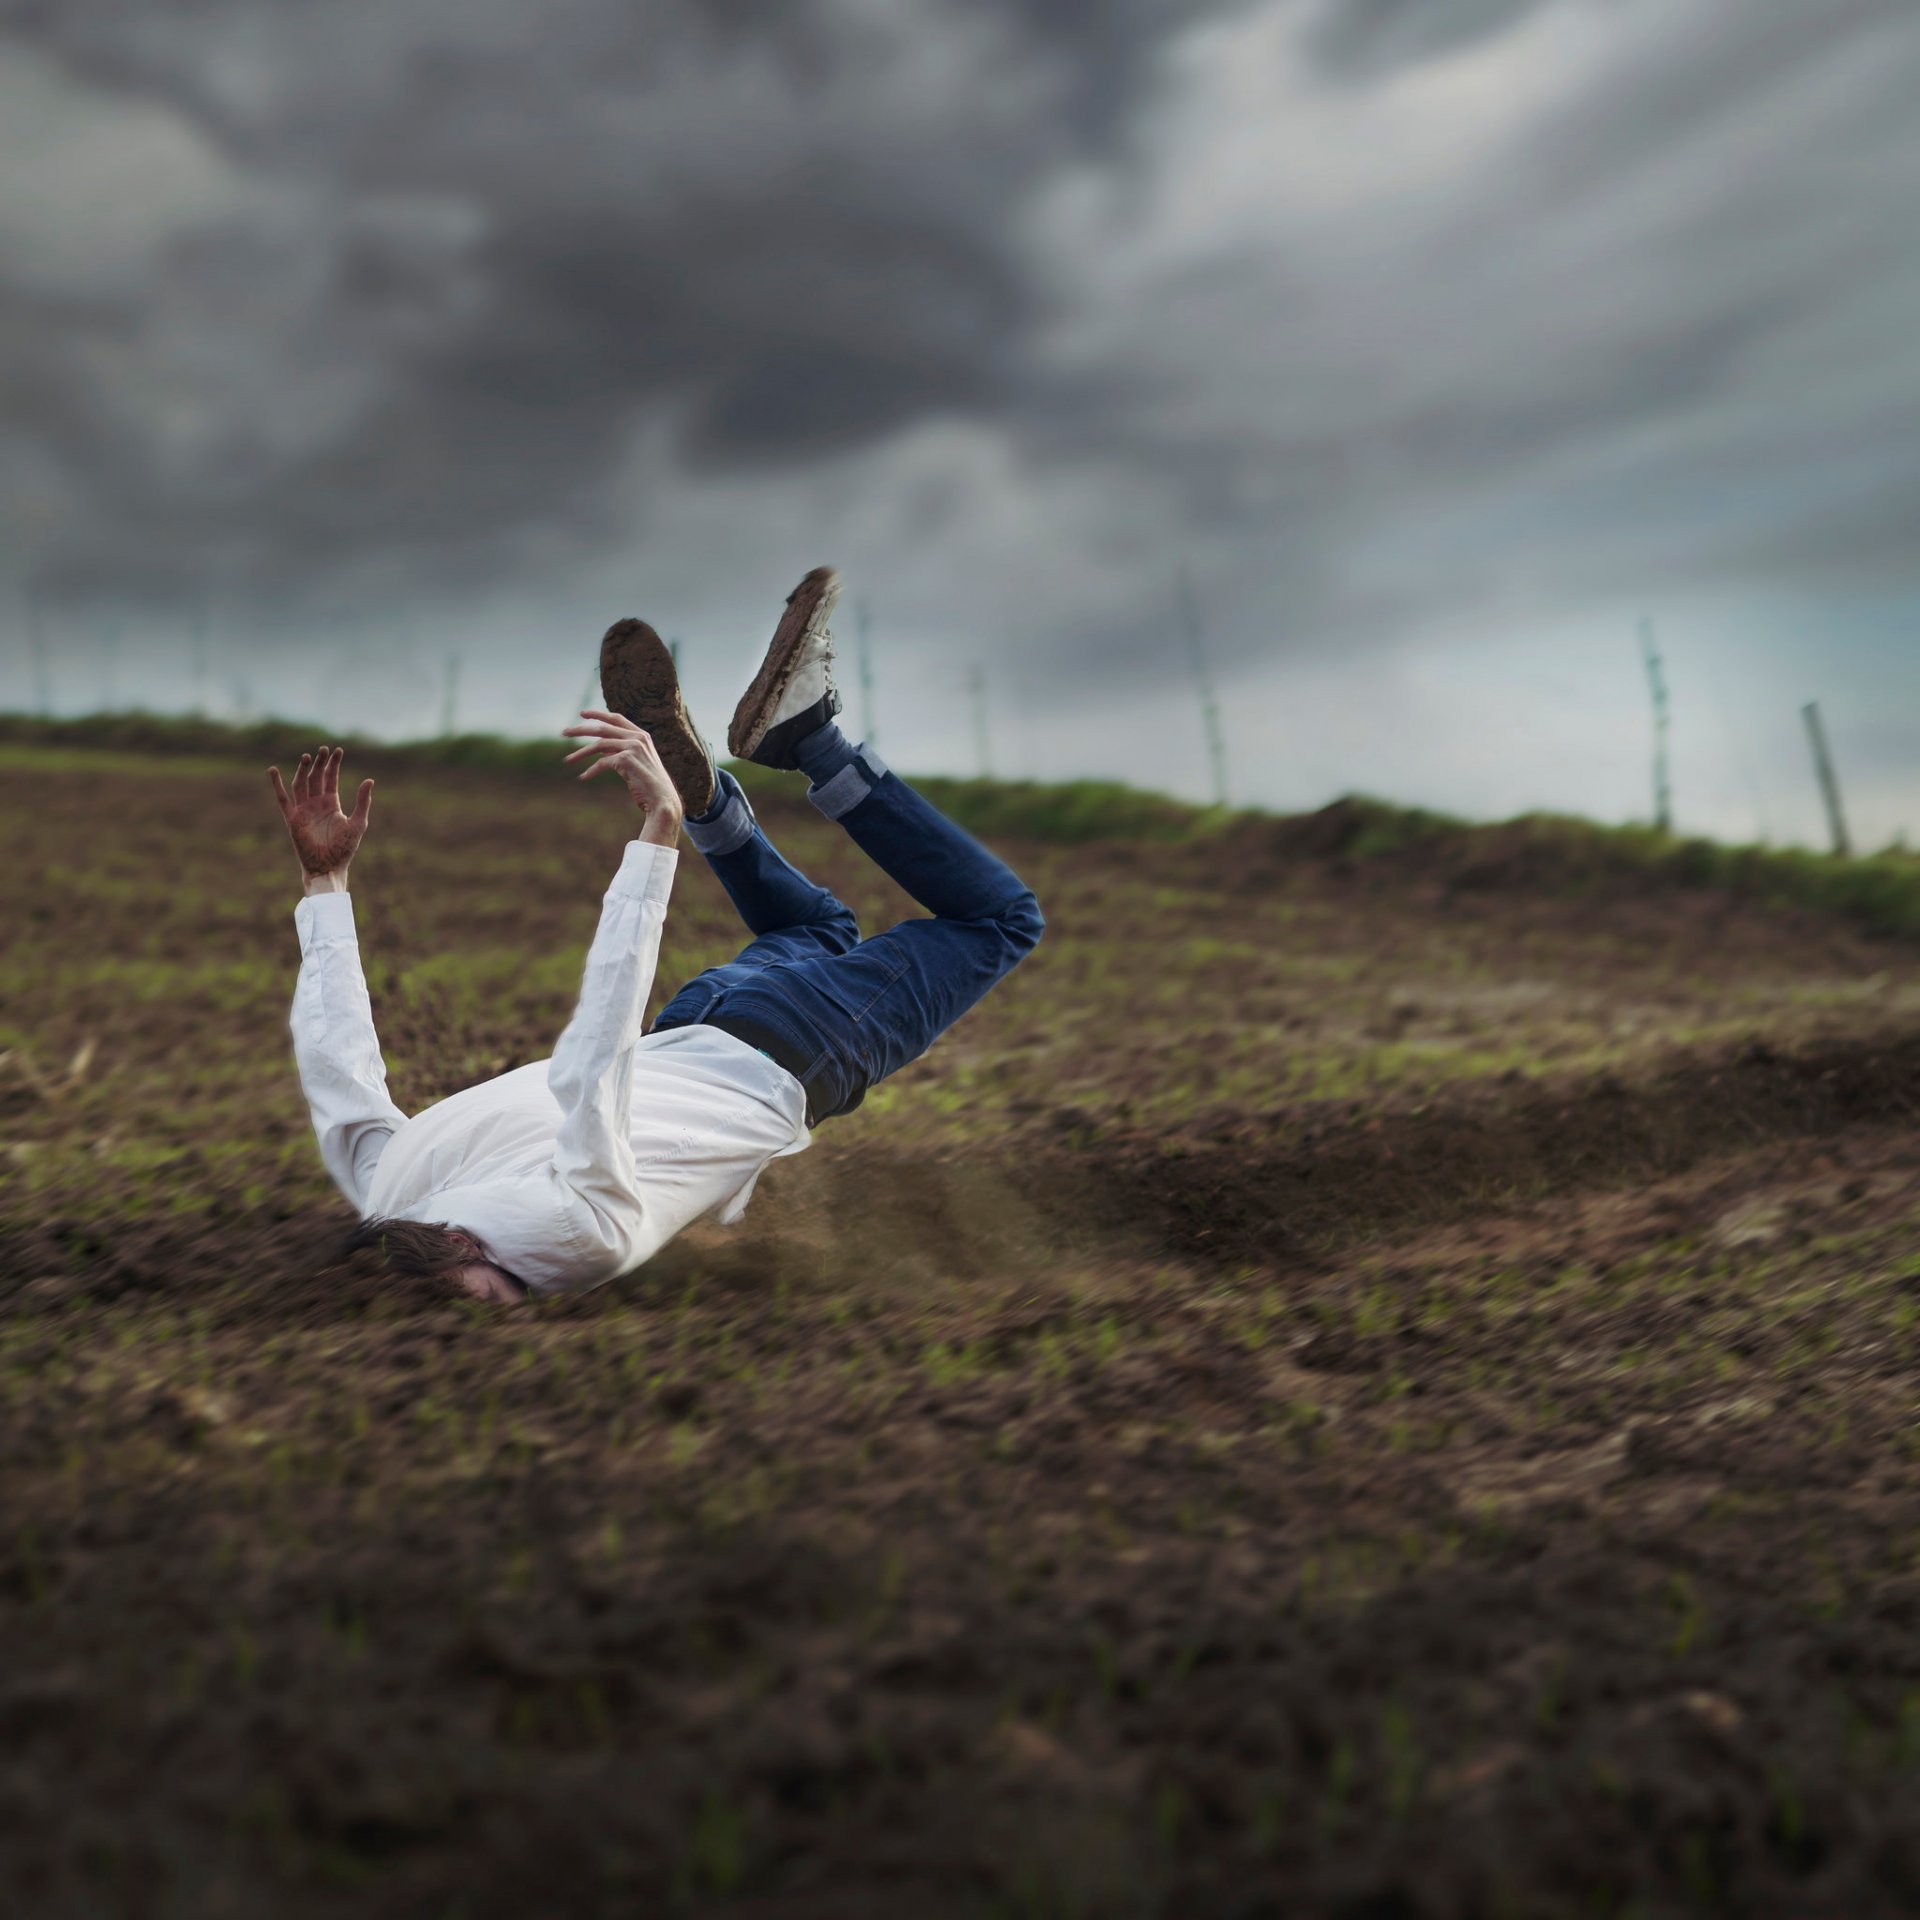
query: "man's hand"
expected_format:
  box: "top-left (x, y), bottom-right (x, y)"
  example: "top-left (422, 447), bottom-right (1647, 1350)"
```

top-left (269, 745), bottom-right (375, 894)
top-left (561, 710), bottom-right (685, 847)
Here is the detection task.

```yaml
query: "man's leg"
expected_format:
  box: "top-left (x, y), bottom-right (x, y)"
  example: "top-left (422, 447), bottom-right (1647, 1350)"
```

top-left (715, 722), bottom-right (1043, 1116)
top-left (651, 769), bottom-right (859, 1030)
top-left (595, 608), bottom-right (867, 1041)
top-left (795, 722), bottom-right (1039, 932)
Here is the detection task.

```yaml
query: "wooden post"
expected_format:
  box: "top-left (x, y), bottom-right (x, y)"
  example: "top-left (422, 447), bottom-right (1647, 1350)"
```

top-left (968, 664), bottom-right (991, 778)
top-left (1175, 566), bottom-right (1229, 807)
top-left (856, 599), bottom-right (878, 749)
top-left (1639, 616), bottom-right (1672, 832)
top-left (1801, 701), bottom-right (1851, 857)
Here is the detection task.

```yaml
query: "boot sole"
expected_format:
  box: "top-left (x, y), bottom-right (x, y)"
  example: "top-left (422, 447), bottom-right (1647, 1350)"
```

top-left (728, 566), bottom-right (842, 762)
top-left (598, 618), bottom-right (715, 816)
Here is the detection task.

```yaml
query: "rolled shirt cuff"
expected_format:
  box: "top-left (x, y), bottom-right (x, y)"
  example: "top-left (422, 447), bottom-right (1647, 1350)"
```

top-left (294, 888), bottom-right (360, 955)
top-left (606, 837), bottom-right (678, 908)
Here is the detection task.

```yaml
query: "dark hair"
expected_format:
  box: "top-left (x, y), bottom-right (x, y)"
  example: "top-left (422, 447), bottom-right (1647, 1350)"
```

top-left (339, 1216), bottom-right (477, 1290)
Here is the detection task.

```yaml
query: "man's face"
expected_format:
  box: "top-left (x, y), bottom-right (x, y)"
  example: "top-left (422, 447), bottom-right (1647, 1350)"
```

top-left (445, 1231), bottom-right (526, 1302)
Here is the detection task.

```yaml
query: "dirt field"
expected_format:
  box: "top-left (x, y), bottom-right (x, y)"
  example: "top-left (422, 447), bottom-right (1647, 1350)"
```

top-left (4, 734), bottom-right (1920, 1919)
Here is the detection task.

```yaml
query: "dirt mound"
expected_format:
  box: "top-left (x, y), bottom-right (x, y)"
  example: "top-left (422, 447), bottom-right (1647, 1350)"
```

top-left (1005, 1030), bottom-right (1920, 1269)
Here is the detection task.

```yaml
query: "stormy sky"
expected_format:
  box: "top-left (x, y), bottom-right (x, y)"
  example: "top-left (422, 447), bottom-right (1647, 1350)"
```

top-left (3, 0), bottom-right (1917, 844)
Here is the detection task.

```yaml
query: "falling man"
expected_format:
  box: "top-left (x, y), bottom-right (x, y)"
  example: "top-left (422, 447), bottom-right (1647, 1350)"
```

top-left (272, 568), bottom-right (1043, 1301)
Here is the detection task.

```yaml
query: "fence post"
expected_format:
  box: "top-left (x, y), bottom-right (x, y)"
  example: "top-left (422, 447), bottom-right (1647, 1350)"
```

top-left (1639, 616), bottom-right (1672, 832)
top-left (191, 604), bottom-right (210, 718)
top-left (968, 664), bottom-right (991, 778)
top-left (25, 584), bottom-right (51, 717)
top-left (856, 599), bottom-right (878, 749)
top-left (102, 620), bottom-right (123, 713)
top-left (440, 654), bottom-right (461, 738)
top-left (1801, 701), bottom-right (1851, 857)
top-left (1175, 566), bottom-right (1229, 807)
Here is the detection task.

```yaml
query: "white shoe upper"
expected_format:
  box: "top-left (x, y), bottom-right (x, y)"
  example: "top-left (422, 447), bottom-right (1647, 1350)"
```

top-left (769, 625), bottom-right (835, 729)
top-left (732, 568), bottom-right (846, 766)
top-left (741, 575), bottom-right (842, 760)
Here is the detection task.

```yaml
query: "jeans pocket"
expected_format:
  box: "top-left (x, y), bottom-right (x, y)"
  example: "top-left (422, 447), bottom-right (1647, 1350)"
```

top-left (850, 947), bottom-right (912, 1022)
top-left (807, 942), bottom-right (912, 1024)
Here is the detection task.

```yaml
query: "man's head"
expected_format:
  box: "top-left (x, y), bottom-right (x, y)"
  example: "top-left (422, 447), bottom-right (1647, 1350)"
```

top-left (340, 1217), bottom-right (527, 1302)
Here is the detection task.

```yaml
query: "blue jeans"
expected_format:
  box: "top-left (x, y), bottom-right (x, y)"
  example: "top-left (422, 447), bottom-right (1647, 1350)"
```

top-left (652, 744), bottom-right (1043, 1120)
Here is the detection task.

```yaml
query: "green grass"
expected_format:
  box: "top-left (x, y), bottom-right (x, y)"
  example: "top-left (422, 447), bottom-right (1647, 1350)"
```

top-left (1315, 794), bottom-right (1920, 941)
top-left (5, 709), bottom-right (1916, 936)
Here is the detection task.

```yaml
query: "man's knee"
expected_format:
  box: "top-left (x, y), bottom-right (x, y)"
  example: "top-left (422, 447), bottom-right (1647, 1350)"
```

top-left (996, 887), bottom-right (1044, 959)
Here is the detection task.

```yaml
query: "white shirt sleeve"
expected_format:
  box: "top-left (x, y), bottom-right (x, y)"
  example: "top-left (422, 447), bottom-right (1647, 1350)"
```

top-left (545, 838), bottom-right (678, 1273)
top-left (289, 891), bottom-right (409, 1210)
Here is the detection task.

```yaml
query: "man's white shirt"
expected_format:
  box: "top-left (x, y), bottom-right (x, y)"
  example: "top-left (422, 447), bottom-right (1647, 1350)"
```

top-left (289, 838), bottom-right (810, 1293)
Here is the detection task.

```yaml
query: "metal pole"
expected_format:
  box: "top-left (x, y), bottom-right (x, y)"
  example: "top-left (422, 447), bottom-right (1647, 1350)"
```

top-left (856, 599), bottom-right (878, 749)
top-left (968, 665), bottom-right (991, 778)
top-left (1801, 701), bottom-right (1851, 857)
top-left (1175, 566), bottom-right (1229, 807)
top-left (1639, 616), bottom-right (1672, 832)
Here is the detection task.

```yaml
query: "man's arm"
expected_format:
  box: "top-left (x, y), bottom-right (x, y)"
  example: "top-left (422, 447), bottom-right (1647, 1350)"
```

top-left (290, 891), bottom-right (408, 1205)
top-left (543, 714), bottom-right (685, 1272)
top-left (270, 746), bottom-right (405, 1207)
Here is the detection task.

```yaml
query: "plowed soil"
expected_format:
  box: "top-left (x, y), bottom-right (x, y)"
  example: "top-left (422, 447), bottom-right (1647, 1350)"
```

top-left (4, 740), bottom-right (1919, 1919)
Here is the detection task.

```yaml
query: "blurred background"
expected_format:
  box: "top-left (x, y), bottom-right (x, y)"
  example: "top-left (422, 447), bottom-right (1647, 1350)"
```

top-left (2, 0), bottom-right (1915, 845)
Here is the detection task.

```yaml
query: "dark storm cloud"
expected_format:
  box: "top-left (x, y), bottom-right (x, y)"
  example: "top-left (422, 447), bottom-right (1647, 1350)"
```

top-left (1, 0), bottom-right (1917, 721)
top-left (0, 0), bottom-right (1236, 604)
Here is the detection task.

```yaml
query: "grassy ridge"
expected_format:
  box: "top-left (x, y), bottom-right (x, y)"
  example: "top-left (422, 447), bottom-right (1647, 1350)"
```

top-left (1293, 795), bottom-right (1920, 942)
top-left (5, 708), bottom-right (1918, 936)
top-left (0, 710), bottom-right (1214, 844)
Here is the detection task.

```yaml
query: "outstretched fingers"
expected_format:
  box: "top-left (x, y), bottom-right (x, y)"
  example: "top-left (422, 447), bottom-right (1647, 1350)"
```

top-left (348, 776), bottom-right (375, 831)
top-left (559, 713), bottom-right (667, 792)
top-left (563, 715), bottom-right (651, 768)
top-left (562, 735), bottom-right (632, 764)
top-left (563, 710), bottom-right (650, 739)
top-left (562, 718), bottom-right (645, 742)
top-left (273, 748), bottom-right (358, 817)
